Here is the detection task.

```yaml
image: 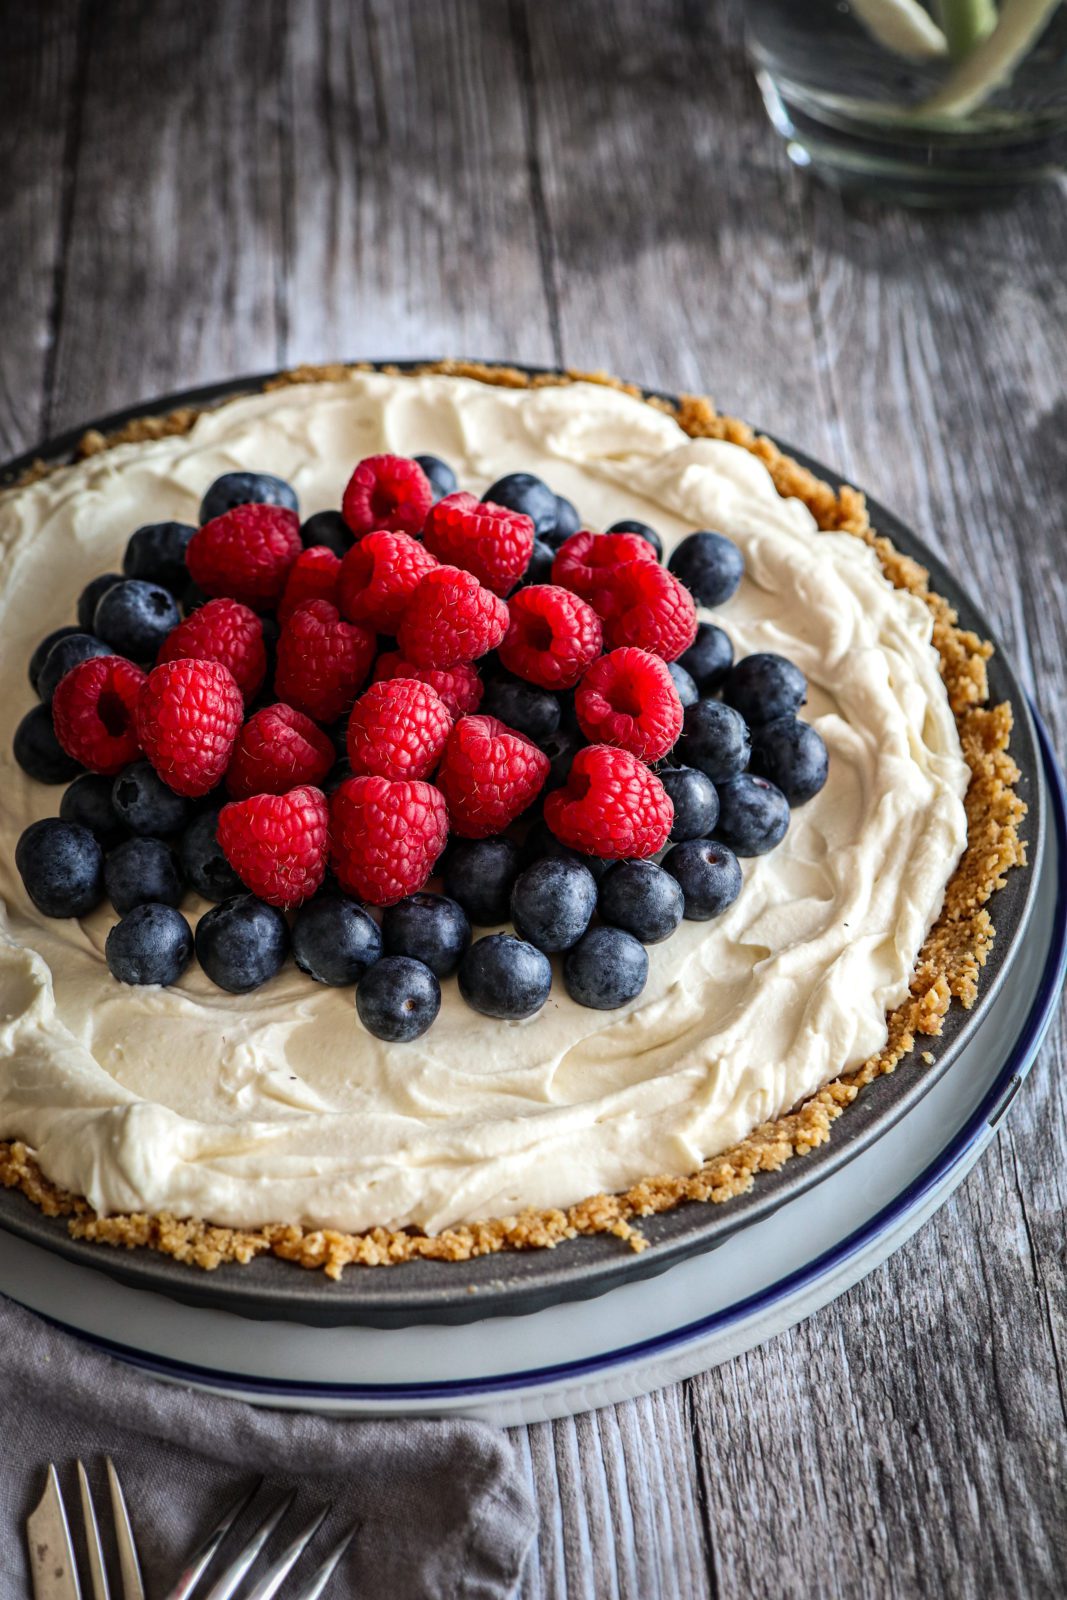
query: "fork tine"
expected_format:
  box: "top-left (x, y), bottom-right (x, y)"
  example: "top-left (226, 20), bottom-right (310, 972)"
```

top-left (77, 1463), bottom-right (112, 1600)
top-left (159, 1478), bottom-right (263, 1600)
top-left (287, 1525), bottom-right (357, 1600)
top-left (241, 1505), bottom-right (330, 1600)
top-left (105, 1460), bottom-right (145, 1600)
top-left (200, 1490), bottom-right (296, 1600)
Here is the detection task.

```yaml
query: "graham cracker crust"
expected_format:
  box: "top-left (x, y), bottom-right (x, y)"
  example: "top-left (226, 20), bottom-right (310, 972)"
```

top-left (0, 361), bottom-right (1028, 1278)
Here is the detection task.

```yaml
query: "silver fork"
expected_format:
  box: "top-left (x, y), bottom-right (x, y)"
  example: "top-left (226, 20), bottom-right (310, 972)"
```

top-left (27, 1462), bottom-right (354, 1600)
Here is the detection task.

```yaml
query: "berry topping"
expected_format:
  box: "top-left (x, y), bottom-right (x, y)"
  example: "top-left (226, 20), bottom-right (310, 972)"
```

top-left (357, 955), bottom-right (441, 1042)
top-left (194, 894), bottom-right (290, 993)
top-left (658, 764), bottom-right (720, 842)
top-left (510, 857), bottom-right (597, 953)
top-left (77, 573), bottom-right (123, 631)
top-left (592, 560), bottom-right (698, 662)
top-left (199, 471), bottom-right (299, 525)
top-left (481, 472), bottom-right (560, 538)
top-left (341, 453), bottom-right (433, 538)
top-left (667, 530), bottom-right (744, 607)
top-left (517, 538), bottom-right (556, 589)
top-left (544, 744), bottom-right (673, 860)
top-left (575, 646), bottom-right (683, 761)
top-left (397, 566), bottom-right (509, 670)
top-left (436, 714), bottom-right (550, 838)
top-left (218, 784), bottom-right (330, 908)
top-left (293, 894), bottom-right (383, 986)
top-left (748, 716), bottom-right (829, 806)
top-left (714, 774), bottom-right (791, 856)
top-left (521, 817), bottom-right (609, 881)
top-left (663, 839), bottom-right (743, 920)
top-left (28, 626), bottom-right (82, 693)
top-left (678, 622), bottom-right (734, 693)
top-left (551, 529), bottom-right (656, 601)
top-left (186, 503), bottom-right (302, 611)
top-left (442, 836), bottom-right (522, 926)
top-left (598, 859), bottom-right (684, 944)
top-left (606, 518), bottom-right (663, 560)
top-left (13, 706), bottom-right (83, 784)
top-left (105, 836), bottom-right (183, 915)
top-left (273, 599), bottom-right (375, 724)
top-left (106, 903), bottom-right (193, 987)
top-left (136, 658), bottom-right (245, 798)
top-left (347, 679), bottom-right (453, 782)
top-left (337, 529), bottom-right (438, 632)
top-left (499, 585), bottom-right (602, 692)
top-left (382, 892), bottom-right (471, 979)
top-left (277, 545), bottom-right (342, 624)
top-left (458, 933), bottom-right (552, 1021)
top-left (60, 773), bottom-right (126, 849)
top-left (123, 521), bottom-right (197, 593)
top-left (722, 653), bottom-right (808, 726)
top-left (16, 818), bottom-right (104, 918)
top-left (678, 699), bottom-right (751, 784)
top-left (415, 454), bottom-right (459, 502)
top-left (373, 651), bottom-right (483, 718)
top-left (330, 774), bottom-right (449, 906)
top-left (36, 633), bottom-right (112, 705)
top-left (552, 495), bottom-right (582, 541)
top-left (112, 760), bottom-right (192, 837)
top-left (94, 578), bottom-right (180, 660)
top-left (178, 808), bottom-right (243, 902)
top-left (667, 661), bottom-right (699, 708)
top-left (157, 596), bottom-right (267, 703)
top-left (482, 675), bottom-right (562, 743)
top-left (226, 702), bottom-right (335, 800)
top-left (423, 492), bottom-right (534, 596)
top-left (300, 510), bottom-right (353, 558)
top-left (51, 655), bottom-right (146, 775)
top-left (563, 926), bottom-right (649, 1010)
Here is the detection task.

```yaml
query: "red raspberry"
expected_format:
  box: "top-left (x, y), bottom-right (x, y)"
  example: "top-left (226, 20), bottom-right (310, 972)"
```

top-left (347, 679), bottom-right (453, 782)
top-left (186, 503), bottom-right (302, 611)
top-left (136, 659), bottom-right (244, 798)
top-left (226, 702), bottom-right (336, 799)
top-left (337, 530), bottom-right (437, 632)
top-left (278, 546), bottom-right (342, 624)
top-left (330, 775), bottom-right (449, 906)
top-left (341, 454), bottom-right (433, 538)
top-left (422, 492), bottom-right (534, 597)
top-left (551, 530), bottom-right (656, 601)
top-left (544, 744), bottom-right (673, 859)
top-left (274, 600), bottom-right (375, 724)
top-left (51, 655), bottom-right (146, 776)
top-left (499, 585), bottom-right (602, 691)
top-left (156, 597), bottom-right (267, 703)
top-left (373, 652), bottom-right (484, 718)
top-left (397, 567), bottom-right (509, 670)
top-left (218, 785), bottom-right (329, 909)
top-left (436, 715), bottom-right (550, 838)
top-left (575, 647), bottom-right (683, 761)
top-left (593, 561), bottom-right (698, 662)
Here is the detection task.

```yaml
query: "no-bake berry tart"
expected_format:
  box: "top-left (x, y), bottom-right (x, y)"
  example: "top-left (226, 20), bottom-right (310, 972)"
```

top-left (0, 363), bottom-right (1025, 1278)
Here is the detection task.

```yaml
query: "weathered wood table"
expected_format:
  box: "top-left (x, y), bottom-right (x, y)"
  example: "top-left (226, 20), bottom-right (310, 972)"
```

top-left (3, 3), bottom-right (1065, 1594)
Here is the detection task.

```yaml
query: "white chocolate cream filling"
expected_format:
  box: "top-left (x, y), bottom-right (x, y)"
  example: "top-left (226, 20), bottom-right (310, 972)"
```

top-left (0, 374), bottom-right (969, 1235)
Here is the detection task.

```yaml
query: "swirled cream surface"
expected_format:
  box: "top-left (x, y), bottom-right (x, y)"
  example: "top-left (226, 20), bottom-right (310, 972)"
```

top-left (0, 375), bottom-right (969, 1233)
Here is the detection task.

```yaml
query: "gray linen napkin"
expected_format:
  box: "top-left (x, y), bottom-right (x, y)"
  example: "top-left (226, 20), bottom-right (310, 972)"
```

top-left (0, 1293), bottom-right (536, 1598)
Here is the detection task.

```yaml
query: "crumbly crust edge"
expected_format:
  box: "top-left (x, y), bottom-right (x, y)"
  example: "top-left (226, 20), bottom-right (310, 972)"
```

top-left (0, 360), bottom-right (1027, 1278)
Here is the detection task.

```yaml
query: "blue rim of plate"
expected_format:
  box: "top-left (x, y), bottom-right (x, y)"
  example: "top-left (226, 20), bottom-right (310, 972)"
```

top-left (20, 706), bottom-right (1066, 1401)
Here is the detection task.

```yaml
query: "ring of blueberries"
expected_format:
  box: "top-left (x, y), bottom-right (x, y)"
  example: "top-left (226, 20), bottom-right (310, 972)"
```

top-left (13, 455), bottom-right (829, 1043)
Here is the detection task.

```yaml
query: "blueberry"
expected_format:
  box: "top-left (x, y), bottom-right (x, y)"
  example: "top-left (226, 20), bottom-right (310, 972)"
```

top-left (722, 653), bottom-right (806, 727)
top-left (36, 633), bottom-right (111, 704)
top-left (517, 538), bottom-right (555, 589)
top-left (553, 495), bottom-right (582, 539)
top-left (458, 933), bottom-right (552, 1020)
top-left (199, 471), bottom-right (298, 524)
top-left (483, 472), bottom-right (559, 537)
top-left (749, 716), bottom-right (829, 806)
top-left (443, 837), bottom-right (522, 925)
top-left (195, 893), bottom-right (290, 992)
top-left (293, 893), bottom-right (384, 985)
top-left (300, 510), bottom-right (353, 557)
top-left (381, 892), bottom-right (470, 978)
top-left (112, 761), bottom-right (191, 837)
top-left (521, 818), bottom-right (609, 881)
top-left (29, 626), bottom-right (82, 693)
top-left (607, 518), bottom-right (663, 560)
top-left (678, 700), bottom-right (751, 784)
top-left (667, 531), bottom-right (744, 607)
top-left (122, 521), bottom-right (197, 593)
top-left (667, 660), bottom-right (699, 709)
top-left (679, 623), bottom-right (734, 694)
top-left (106, 903), bottom-right (193, 986)
top-left (356, 955), bottom-right (441, 1041)
top-left (181, 582), bottom-right (211, 616)
top-left (105, 837), bottom-right (183, 915)
top-left (93, 579), bottom-right (180, 660)
top-left (77, 573), bottom-right (123, 631)
top-left (540, 726), bottom-right (584, 791)
top-left (663, 839), bottom-right (743, 920)
top-left (510, 858), bottom-right (597, 953)
top-left (13, 705), bottom-right (82, 783)
top-left (540, 525), bottom-right (574, 554)
top-left (715, 774), bottom-right (790, 856)
top-left (563, 926), bottom-right (649, 1010)
top-left (60, 773), bottom-right (127, 848)
top-left (415, 454), bottom-right (459, 502)
top-left (482, 676), bottom-right (561, 743)
top-left (598, 859), bottom-right (684, 944)
top-left (177, 808), bottom-right (243, 901)
top-left (15, 818), bottom-right (103, 917)
top-left (658, 765), bottom-right (720, 843)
